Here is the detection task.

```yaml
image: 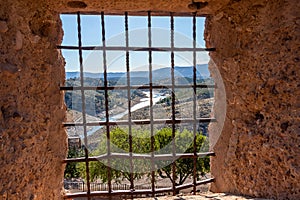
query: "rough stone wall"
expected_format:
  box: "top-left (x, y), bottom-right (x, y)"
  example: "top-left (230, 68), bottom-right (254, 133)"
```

top-left (0, 0), bottom-right (66, 199)
top-left (206, 0), bottom-right (300, 199)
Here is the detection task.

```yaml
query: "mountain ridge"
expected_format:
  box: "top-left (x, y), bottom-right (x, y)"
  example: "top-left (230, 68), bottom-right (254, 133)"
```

top-left (66, 64), bottom-right (210, 80)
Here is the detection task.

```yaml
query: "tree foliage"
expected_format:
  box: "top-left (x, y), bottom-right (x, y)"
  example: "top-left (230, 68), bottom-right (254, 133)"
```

top-left (154, 128), bottom-right (210, 185)
top-left (77, 127), bottom-right (210, 185)
top-left (64, 147), bottom-right (84, 179)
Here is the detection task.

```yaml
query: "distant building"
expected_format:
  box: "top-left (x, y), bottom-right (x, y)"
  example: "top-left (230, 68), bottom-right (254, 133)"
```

top-left (68, 137), bottom-right (81, 149)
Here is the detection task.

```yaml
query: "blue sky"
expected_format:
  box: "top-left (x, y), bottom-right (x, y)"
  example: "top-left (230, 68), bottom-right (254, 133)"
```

top-left (60, 14), bottom-right (209, 73)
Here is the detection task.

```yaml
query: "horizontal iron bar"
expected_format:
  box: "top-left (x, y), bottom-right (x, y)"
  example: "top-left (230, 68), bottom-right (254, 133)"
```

top-left (63, 152), bottom-right (215, 163)
top-left (63, 178), bottom-right (215, 199)
top-left (173, 178), bottom-right (215, 191)
top-left (57, 45), bottom-right (216, 52)
top-left (60, 11), bottom-right (210, 17)
top-left (134, 47), bottom-right (167, 51)
top-left (64, 118), bottom-right (216, 127)
top-left (60, 84), bottom-right (215, 91)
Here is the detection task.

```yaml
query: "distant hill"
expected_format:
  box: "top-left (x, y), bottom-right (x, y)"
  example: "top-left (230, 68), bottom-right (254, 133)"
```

top-left (66, 64), bottom-right (210, 81)
top-left (153, 64), bottom-right (210, 80)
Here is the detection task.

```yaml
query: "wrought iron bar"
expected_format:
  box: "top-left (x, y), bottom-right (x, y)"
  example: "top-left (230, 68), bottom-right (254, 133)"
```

top-left (63, 118), bottom-right (216, 126)
top-left (63, 152), bottom-right (216, 163)
top-left (61, 11), bottom-right (211, 17)
top-left (60, 84), bottom-right (215, 91)
top-left (57, 45), bottom-right (215, 51)
top-left (76, 12), bottom-right (91, 198)
top-left (192, 13), bottom-right (197, 194)
top-left (101, 12), bottom-right (112, 195)
top-left (124, 12), bottom-right (135, 195)
top-left (170, 12), bottom-right (177, 196)
top-left (147, 11), bottom-right (156, 197)
top-left (63, 178), bottom-right (214, 199)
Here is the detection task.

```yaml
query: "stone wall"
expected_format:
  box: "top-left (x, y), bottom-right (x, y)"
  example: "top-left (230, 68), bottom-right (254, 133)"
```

top-left (206, 0), bottom-right (300, 199)
top-left (0, 1), bottom-right (66, 199)
top-left (0, 0), bottom-right (299, 199)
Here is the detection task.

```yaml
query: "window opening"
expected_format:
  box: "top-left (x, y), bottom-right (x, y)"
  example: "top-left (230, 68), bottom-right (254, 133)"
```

top-left (59, 11), bottom-right (216, 199)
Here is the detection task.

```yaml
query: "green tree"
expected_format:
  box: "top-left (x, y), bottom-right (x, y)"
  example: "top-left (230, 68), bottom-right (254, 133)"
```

top-left (154, 128), bottom-right (210, 186)
top-left (64, 146), bottom-right (84, 179)
top-left (79, 127), bottom-right (210, 186)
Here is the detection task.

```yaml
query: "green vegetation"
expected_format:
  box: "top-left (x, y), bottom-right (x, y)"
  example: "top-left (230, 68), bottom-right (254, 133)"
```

top-left (64, 146), bottom-right (84, 179)
top-left (67, 127), bottom-right (209, 186)
top-left (154, 128), bottom-right (210, 185)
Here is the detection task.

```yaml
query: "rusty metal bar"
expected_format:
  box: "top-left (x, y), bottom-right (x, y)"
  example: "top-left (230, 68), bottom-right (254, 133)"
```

top-left (63, 152), bottom-right (216, 163)
top-left (124, 12), bottom-right (135, 196)
top-left (101, 12), bottom-right (112, 195)
top-left (173, 178), bottom-right (215, 191)
top-left (57, 45), bottom-right (215, 51)
top-left (61, 11), bottom-right (211, 17)
top-left (192, 13), bottom-right (197, 195)
top-left (63, 118), bottom-right (216, 127)
top-left (60, 84), bottom-right (215, 91)
top-left (63, 178), bottom-right (214, 199)
top-left (170, 12), bottom-right (177, 196)
top-left (76, 12), bottom-right (91, 199)
top-left (147, 11), bottom-right (156, 197)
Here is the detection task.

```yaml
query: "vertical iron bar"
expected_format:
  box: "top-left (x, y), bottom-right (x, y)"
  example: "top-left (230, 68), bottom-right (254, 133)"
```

top-left (147, 11), bottom-right (156, 197)
top-left (77, 12), bottom-right (91, 199)
top-left (170, 12), bottom-right (177, 196)
top-left (101, 12), bottom-right (112, 195)
top-left (125, 12), bottom-right (135, 196)
top-left (192, 13), bottom-right (197, 195)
